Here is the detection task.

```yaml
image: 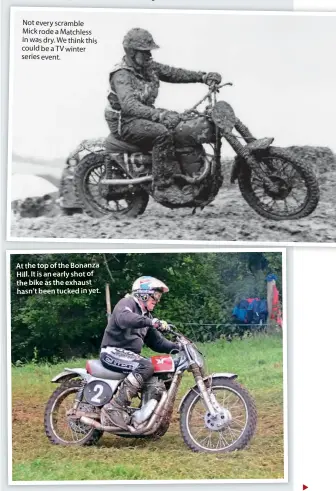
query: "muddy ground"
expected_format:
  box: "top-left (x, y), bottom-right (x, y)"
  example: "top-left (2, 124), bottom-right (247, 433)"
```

top-left (10, 149), bottom-right (336, 243)
top-left (10, 174), bottom-right (335, 243)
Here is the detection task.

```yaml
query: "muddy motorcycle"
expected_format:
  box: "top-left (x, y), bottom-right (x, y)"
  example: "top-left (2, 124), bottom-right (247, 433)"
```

top-left (44, 326), bottom-right (257, 453)
top-left (63, 82), bottom-right (319, 221)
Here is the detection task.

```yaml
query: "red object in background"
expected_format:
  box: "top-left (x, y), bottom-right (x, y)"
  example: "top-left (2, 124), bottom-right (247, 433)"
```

top-left (246, 297), bottom-right (260, 303)
top-left (303, 485), bottom-right (308, 490)
top-left (151, 355), bottom-right (175, 373)
top-left (270, 284), bottom-right (283, 328)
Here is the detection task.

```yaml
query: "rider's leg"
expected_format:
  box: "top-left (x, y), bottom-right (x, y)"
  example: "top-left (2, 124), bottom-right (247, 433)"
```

top-left (100, 347), bottom-right (154, 430)
top-left (121, 119), bottom-right (179, 191)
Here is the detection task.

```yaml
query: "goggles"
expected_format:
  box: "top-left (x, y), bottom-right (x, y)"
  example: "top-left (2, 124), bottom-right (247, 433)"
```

top-left (149, 291), bottom-right (162, 303)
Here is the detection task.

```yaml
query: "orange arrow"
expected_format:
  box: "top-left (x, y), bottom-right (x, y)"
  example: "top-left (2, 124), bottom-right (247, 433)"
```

top-left (303, 486), bottom-right (308, 490)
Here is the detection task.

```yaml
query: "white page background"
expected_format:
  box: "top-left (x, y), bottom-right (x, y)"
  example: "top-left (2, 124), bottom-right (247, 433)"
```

top-left (2, 1), bottom-right (336, 491)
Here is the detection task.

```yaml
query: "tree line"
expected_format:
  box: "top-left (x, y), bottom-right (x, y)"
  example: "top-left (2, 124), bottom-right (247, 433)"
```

top-left (10, 252), bottom-right (282, 363)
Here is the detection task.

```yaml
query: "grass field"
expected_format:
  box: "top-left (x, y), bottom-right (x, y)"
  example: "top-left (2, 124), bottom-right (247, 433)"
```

top-left (11, 334), bottom-right (285, 482)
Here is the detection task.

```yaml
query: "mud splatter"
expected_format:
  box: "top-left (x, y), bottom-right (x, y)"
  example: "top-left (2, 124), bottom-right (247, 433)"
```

top-left (10, 171), bottom-right (336, 243)
top-left (10, 148), bottom-right (336, 243)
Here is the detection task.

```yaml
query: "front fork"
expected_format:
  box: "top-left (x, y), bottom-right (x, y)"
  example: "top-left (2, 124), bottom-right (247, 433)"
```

top-left (191, 364), bottom-right (222, 417)
top-left (224, 119), bottom-right (277, 191)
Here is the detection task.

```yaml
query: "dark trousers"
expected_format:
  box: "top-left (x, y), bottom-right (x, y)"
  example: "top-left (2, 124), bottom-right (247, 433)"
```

top-left (100, 346), bottom-right (154, 382)
top-left (121, 119), bottom-right (178, 189)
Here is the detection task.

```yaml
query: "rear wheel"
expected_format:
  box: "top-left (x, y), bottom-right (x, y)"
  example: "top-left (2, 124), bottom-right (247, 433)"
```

top-left (238, 146), bottom-right (320, 220)
top-left (74, 153), bottom-right (149, 218)
top-left (44, 380), bottom-right (103, 446)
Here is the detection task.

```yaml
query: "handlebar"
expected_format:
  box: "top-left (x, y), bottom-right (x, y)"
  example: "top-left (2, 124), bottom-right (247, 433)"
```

top-left (167, 324), bottom-right (180, 336)
top-left (166, 324), bottom-right (194, 344)
top-left (188, 81), bottom-right (233, 112)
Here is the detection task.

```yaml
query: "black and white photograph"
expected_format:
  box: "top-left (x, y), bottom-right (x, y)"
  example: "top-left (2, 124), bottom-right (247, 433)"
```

top-left (7, 8), bottom-right (336, 243)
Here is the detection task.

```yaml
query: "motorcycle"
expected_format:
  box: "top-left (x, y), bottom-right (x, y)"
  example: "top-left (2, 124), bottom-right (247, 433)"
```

top-left (44, 325), bottom-right (257, 453)
top-left (61, 82), bottom-right (320, 221)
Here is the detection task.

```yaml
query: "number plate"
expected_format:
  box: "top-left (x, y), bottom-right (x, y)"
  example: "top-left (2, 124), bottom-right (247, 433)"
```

top-left (211, 101), bottom-right (236, 132)
top-left (83, 380), bottom-right (113, 407)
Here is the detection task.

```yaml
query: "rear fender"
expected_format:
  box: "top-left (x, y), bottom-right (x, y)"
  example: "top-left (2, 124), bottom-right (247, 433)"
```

top-left (51, 368), bottom-right (89, 383)
top-left (178, 372), bottom-right (237, 412)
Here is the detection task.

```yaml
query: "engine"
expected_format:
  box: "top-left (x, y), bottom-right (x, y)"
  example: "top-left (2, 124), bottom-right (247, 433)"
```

top-left (141, 376), bottom-right (166, 405)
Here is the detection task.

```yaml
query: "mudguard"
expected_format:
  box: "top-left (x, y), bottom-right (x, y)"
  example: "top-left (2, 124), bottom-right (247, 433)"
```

top-left (51, 368), bottom-right (89, 383)
top-left (177, 372), bottom-right (237, 412)
top-left (230, 138), bottom-right (274, 183)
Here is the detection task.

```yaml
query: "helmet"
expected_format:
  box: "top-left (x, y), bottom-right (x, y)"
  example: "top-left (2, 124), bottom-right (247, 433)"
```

top-left (123, 28), bottom-right (160, 51)
top-left (132, 276), bottom-right (168, 302)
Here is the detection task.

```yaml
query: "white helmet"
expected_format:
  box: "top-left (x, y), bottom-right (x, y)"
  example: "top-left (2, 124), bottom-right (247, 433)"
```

top-left (132, 276), bottom-right (169, 302)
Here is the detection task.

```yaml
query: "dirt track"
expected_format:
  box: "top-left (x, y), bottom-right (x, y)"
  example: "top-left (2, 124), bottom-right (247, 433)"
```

top-left (10, 169), bottom-right (336, 243)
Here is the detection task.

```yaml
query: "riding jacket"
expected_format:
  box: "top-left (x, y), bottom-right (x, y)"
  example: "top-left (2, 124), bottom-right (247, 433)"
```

top-left (105, 56), bottom-right (206, 135)
top-left (100, 294), bottom-right (178, 355)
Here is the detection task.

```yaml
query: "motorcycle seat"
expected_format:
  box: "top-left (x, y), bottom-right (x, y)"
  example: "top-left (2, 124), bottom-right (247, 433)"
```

top-left (86, 359), bottom-right (127, 380)
top-left (105, 133), bottom-right (143, 154)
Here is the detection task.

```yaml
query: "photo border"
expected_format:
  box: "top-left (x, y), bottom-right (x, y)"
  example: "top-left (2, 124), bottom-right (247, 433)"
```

top-left (6, 6), bottom-right (336, 247)
top-left (7, 246), bottom-right (287, 485)
top-left (6, 7), bottom-right (336, 246)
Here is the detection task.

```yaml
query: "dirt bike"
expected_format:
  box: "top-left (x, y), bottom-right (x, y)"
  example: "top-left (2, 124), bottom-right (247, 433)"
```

top-left (44, 325), bottom-right (257, 453)
top-left (62, 82), bottom-right (320, 221)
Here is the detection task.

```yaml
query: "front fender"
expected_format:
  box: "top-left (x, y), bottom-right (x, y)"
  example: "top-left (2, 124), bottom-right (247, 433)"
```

top-left (177, 372), bottom-right (237, 412)
top-left (51, 368), bottom-right (89, 383)
top-left (230, 138), bottom-right (274, 183)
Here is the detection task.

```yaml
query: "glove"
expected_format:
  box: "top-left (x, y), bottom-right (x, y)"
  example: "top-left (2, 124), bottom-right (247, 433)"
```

top-left (159, 110), bottom-right (181, 129)
top-left (203, 72), bottom-right (222, 86)
top-left (152, 318), bottom-right (170, 332)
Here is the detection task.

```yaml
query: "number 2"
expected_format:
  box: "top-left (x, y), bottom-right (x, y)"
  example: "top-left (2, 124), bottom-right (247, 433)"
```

top-left (91, 384), bottom-right (104, 403)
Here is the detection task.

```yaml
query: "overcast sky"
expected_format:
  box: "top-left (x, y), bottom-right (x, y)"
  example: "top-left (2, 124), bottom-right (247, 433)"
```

top-left (10, 9), bottom-right (336, 161)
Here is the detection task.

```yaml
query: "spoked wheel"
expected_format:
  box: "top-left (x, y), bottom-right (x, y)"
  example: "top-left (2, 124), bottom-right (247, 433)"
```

top-left (238, 147), bottom-right (320, 220)
top-left (74, 153), bottom-right (149, 218)
top-left (180, 377), bottom-right (257, 453)
top-left (44, 380), bottom-right (103, 446)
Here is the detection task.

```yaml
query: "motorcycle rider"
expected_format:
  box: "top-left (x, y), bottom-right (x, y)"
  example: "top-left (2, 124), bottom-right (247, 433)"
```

top-left (105, 27), bottom-right (222, 197)
top-left (100, 275), bottom-right (179, 430)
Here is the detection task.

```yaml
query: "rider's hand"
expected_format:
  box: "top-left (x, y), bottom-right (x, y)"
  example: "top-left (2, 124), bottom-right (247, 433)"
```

top-left (152, 318), bottom-right (170, 332)
top-left (203, 72), bottom-right (222, 86)
top-left (160, 110), bottom-right (181, 129)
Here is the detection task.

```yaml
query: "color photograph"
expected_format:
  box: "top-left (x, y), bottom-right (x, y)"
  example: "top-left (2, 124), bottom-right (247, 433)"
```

top-left (8, 249), bottom-right (286, 483)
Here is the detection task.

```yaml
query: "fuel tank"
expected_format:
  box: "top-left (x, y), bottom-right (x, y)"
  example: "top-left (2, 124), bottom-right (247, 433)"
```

top-left (150, 355), bottom-right (175, 373)
top-left (174, 115), bottom-right (215, 146)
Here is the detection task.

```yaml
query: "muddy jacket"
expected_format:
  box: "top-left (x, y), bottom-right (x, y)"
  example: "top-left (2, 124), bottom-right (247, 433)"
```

top-left (105, 56), bottom-right (206, 135)
top-left (100, 295), bottom-right (178, 355)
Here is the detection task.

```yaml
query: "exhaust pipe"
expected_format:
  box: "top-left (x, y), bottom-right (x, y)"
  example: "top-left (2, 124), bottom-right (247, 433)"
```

top-left (173, 157), bottom-right (211, 184)
top-left (79, 392), bottom-right (169, 434)
top-left (100, 157), bottom-right (211, 187)
top-left (100, 176), bottom-right (152, 186)
top-left (80, 372), bottom-right (181, 435)
top-left (79, 416), bottom-right (120, 432)
top-left (127, 391), bottom-right (168, 434)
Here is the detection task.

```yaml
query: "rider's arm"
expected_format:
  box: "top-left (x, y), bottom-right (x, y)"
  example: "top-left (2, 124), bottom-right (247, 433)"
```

top-left (153, 61), bottom-right (206, 84)
top-left (111, 70), bottom-right (163, 122)
top-left (114, 298), bottom-right (153, 330)
top-left (144, 327), bottom-right (179, 353)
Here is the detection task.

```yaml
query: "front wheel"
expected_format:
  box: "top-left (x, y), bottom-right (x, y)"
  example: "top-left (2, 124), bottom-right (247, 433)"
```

top-left (180, 377), bottom-right (257, 453)
top-left (74, 153), bottom-right (149, 218)
top-left (237, 146), bottom-right (320, 220)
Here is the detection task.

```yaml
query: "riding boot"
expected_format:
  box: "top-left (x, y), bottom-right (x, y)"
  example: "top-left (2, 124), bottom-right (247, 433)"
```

top-left (102, 373), bottom-right (144, 430)
top-left (152, 132), bottom-right (179, 198)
